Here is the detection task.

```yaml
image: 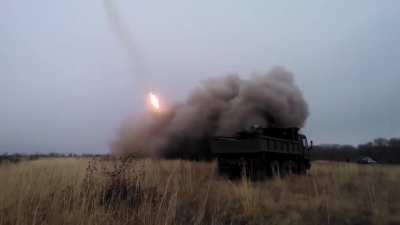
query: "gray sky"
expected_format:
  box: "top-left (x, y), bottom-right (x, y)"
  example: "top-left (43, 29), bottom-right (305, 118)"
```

top-left (1, 0), bottom-right (399, 153)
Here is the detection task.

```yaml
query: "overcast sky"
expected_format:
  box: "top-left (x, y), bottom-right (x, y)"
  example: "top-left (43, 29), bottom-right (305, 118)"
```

top-left (1, 0), bottom-right (400, 153)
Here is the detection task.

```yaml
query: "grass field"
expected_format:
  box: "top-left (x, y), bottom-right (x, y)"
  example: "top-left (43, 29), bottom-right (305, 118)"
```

top-left (0, 158), bottom-right (399, 225)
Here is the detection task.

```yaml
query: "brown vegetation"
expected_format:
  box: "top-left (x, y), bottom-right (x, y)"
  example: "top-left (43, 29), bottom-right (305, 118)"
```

top-left (0, 159), bottom-right (399, 225)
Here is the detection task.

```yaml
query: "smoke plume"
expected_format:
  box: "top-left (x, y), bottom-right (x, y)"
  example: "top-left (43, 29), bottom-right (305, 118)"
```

top-left (112, 67), bottom-right (309, 159)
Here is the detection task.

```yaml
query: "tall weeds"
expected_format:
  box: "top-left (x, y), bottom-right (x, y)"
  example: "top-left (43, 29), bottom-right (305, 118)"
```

top-left (0, 159), bottom-right (399, 225)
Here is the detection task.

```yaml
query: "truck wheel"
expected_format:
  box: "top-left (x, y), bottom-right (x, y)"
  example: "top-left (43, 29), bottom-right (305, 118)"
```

top-left (269, 161), bottom-right (280, 177)
top-left (281, 161), bottom-right (295, 177)
top-left (217, 158), bottom-right (234, 178)
top-left (297, 161), bottom-right (308, 175)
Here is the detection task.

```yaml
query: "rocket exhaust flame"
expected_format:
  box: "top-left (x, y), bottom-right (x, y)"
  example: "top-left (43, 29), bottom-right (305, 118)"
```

top-left (148, 92), bottom-right (160, 111)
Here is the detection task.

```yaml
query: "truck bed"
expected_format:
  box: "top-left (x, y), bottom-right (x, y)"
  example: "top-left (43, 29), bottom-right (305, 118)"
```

top-left (211, 136), bottom-right (303, 155)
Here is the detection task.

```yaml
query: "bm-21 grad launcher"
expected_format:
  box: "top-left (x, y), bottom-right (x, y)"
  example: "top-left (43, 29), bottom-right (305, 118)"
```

top-left (211, 125), bottom-right (312, 178)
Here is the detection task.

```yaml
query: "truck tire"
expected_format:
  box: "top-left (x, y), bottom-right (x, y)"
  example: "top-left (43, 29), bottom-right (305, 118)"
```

top-left (297, 162), bottom-right (306, 174)
top-left (217, 157), bottom-right (241, 178)
top-left (281, 160), bottom-right (296, 177)
top-left (269, 160), bottom-right (280, 177)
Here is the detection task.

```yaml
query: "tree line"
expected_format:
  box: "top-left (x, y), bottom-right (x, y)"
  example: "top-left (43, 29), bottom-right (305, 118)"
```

top-left (0, 153), bottom-right (107, 164)
top-left (311, 137), bottom-right (400, 163)
top-left (2, 137), bottom-right (400, 164)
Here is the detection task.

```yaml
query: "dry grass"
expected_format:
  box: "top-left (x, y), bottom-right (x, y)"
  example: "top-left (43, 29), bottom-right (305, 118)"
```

top-left (0, 158), bottom-right (399, 225)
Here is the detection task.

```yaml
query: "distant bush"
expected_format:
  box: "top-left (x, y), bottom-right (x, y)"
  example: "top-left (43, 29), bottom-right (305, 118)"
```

top-left (0, 154), bottom-right (24, 164)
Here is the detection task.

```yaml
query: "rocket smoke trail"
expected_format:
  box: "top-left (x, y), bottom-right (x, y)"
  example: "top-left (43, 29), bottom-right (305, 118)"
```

top-left (112, 67), bottom-right (309, 159)
top-left (103, 0), bottom-right (148, 90)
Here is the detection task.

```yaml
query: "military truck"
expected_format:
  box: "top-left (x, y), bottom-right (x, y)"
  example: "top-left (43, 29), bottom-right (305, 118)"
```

top-left (211, 125), bottom-right (312, 178)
